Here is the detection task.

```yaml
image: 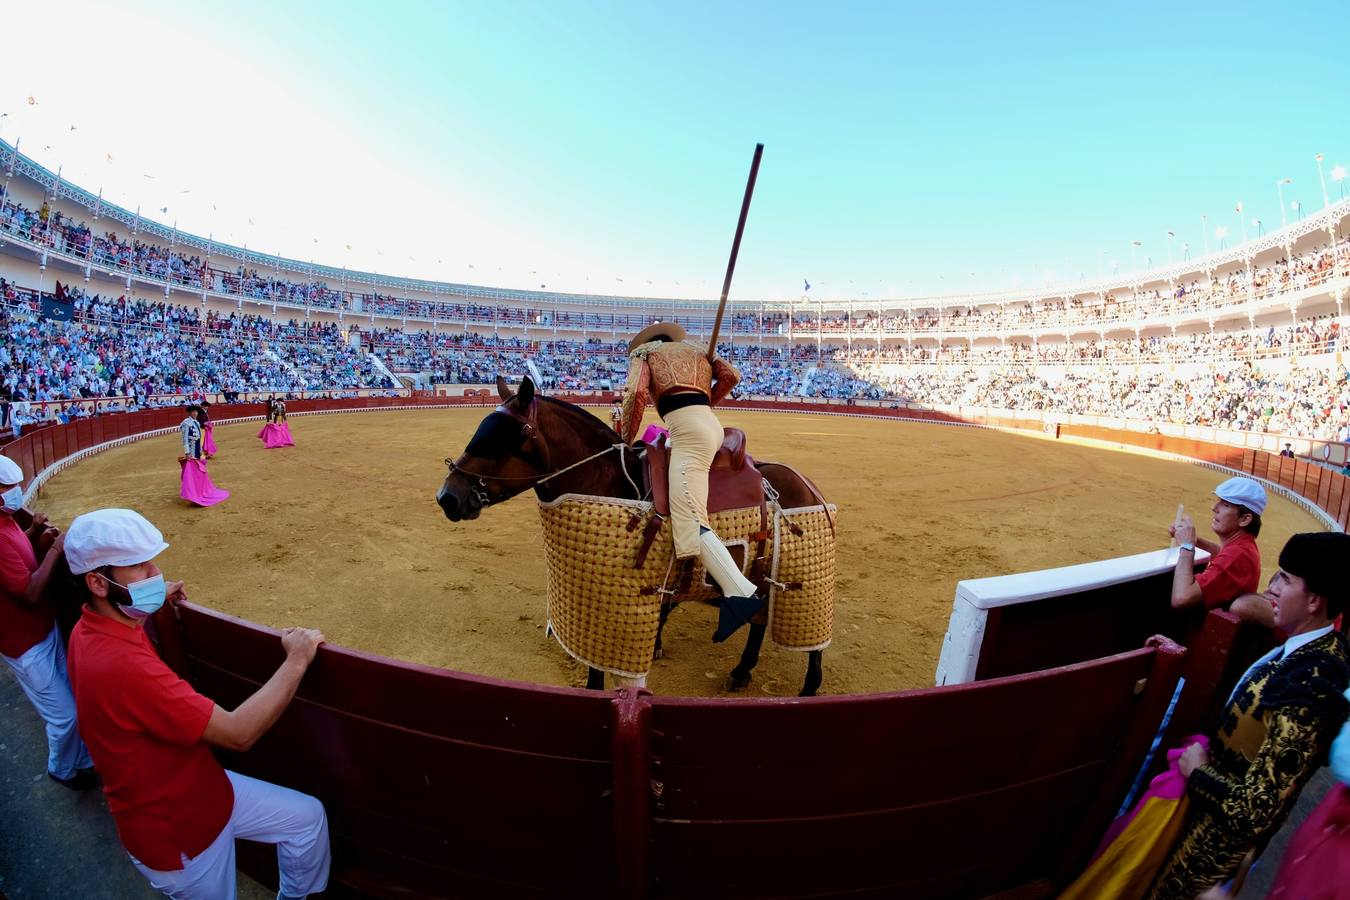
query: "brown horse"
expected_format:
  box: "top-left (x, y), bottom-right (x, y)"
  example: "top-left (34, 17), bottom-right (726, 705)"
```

top-left (437, 375), bottom-right (828, 696)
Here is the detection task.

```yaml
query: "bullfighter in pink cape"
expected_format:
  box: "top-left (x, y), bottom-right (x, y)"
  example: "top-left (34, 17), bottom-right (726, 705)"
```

top-left (259, 397), bottom-right (295, 449)
top-left (179, 405), bottom-right (229, 507)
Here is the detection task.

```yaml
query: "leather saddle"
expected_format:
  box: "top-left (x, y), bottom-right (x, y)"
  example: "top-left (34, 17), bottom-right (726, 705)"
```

top-left (643, 427), bottom-right (763, 517)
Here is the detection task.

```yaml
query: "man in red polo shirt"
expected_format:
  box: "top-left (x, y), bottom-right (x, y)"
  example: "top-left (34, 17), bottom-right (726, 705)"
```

top-left (0, 454), bottom-right (96, 789)
top-left (65, 509), bottom-right (329, 899)
top-left (1169, 476), bottom-right (1271, 626)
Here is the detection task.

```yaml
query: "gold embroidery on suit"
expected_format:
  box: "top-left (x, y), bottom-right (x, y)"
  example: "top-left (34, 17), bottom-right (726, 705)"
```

top-left (1146, 631), bottom-right (1349, 899)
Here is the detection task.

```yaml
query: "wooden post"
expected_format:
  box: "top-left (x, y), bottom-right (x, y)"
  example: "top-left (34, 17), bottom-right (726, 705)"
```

top-left (610, 687), bottom-right (653, 899)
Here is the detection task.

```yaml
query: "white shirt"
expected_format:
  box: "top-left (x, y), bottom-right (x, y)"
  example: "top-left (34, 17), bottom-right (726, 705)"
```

top-left (1227, 624), bottom-right (1336, 706)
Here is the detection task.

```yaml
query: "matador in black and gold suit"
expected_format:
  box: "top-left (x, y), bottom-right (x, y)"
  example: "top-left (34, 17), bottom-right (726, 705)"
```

top-left (1146, 532), bottom-right (1350, 899)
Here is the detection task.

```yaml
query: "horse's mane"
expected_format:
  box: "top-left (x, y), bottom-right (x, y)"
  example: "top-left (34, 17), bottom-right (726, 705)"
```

top-left (537, 394), bottom-right (621, 443)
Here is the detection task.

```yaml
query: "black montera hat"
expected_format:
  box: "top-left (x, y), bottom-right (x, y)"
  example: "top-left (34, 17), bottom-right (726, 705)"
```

top-left (1279, 532), bottom-right (1350, 606)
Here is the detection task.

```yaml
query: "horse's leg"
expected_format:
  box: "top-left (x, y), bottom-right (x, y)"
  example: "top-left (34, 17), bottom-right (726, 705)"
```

top-left (726, 622), bottom-right (767, 692)
top-left (799, 650), bottom-right (823, 697)
top-left (586, 667), bottom-right (605, 690)
top-left (653, 602), bottom-right (673, 661)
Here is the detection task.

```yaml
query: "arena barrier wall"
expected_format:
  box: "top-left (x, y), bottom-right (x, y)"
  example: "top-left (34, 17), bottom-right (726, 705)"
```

top-left (139, 599), bottom-right (1187, 899)
top-left (1, 396), bottom-right (542, 503)
top-left (935, 547), bottom-right (1211, 686)
top-left (934, 549), bottom-right (1276, 759)
top-left (1056, 423), bottom-right (1349, 531)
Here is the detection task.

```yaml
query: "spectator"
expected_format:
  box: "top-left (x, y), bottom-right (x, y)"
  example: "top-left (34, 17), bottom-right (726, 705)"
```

top-left (1170, 477), bottom-right (1269, 625)
top-left (65, 509), bottom-right (331, 899)
top-left (1280, 443), bottom-right (1295, 458)
top-left (0, 455), bottom-right (96, 789)
top-left (1146, 531), bottom-right (1350, 899)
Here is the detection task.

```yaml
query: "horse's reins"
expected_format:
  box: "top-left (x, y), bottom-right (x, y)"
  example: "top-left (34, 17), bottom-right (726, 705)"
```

top-left (445, 401), bottom-right (641, 507)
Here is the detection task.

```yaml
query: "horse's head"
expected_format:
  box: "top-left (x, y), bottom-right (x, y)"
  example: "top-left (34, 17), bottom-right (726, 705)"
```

top-left (437, 375), bottom-right (549, 521)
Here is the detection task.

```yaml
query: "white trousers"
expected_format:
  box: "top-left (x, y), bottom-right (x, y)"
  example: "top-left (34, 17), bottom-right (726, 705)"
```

top-left (2, 625), bottom-right (93, 779)
top-left (131, 770), bottom-right (330, 900)
top-left (662, 403), bottom-right (723, 559)
top-left (663, 404), bottom-right (757, 598)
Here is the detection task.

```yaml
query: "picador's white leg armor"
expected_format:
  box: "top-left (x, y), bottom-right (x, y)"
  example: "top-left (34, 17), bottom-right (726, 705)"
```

top-left (699, 527), bottom-right (758, 599)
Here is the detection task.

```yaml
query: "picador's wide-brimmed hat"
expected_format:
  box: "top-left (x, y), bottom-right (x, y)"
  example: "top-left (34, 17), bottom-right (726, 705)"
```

top-left (628, 321), bottom-right (687, 353)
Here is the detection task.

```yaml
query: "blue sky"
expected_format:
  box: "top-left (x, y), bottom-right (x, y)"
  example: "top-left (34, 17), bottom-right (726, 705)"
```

top-left (4, 1), bottom-right (1346, 301)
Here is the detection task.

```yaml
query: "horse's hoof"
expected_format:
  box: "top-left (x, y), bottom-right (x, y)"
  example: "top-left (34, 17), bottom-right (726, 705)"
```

top-left (652, 646), bottom-right (663, 661)
top-left (726, 672), bottom-right (751, 692)
top-left (798, 688), bottom-right (818, 697)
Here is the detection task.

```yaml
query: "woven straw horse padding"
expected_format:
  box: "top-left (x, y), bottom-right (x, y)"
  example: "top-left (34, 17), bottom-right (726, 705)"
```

top-left (768, 505), bottom-right (836, 651)
top-left (538, 493), bottom-right (836, 677)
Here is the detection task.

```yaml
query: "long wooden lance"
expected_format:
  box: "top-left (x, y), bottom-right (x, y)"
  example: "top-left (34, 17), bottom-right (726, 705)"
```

top-left (706, 143), bottom-right (764, 361)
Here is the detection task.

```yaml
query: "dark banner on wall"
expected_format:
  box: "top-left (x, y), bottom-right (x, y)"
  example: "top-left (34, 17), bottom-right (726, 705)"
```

top-left (38, 281), bottom-right (74, 322)
top-left (39, 296), bottom-right (74, 322)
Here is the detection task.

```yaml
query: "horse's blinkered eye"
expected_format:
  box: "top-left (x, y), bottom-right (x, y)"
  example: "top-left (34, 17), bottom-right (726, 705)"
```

top-left (465, 413), bottom-right (525, 458)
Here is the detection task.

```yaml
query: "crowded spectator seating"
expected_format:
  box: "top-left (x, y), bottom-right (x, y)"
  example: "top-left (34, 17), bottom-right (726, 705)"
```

top-left (2, 272), bottom-right (1348, 439)
top-left (2, 140), bottom-right (1350, 440)
top-left (3, 165), bottom-right (1347, 336)
top-left (0, 283), bottom-right (395, 431)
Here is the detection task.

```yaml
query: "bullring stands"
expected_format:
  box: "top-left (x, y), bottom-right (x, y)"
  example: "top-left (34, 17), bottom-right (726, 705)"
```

top-left (2, 136), bottom-right (1349, 445)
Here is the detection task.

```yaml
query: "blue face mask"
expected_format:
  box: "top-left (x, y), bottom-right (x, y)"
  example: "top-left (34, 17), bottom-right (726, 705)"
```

top-left (0, 485), bottom-right (22, 513)
top-left (101, 573), bottom-right (167, 619)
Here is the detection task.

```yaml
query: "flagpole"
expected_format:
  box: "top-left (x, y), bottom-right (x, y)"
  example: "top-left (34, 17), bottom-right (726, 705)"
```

top-left (706, 143), bottom-right (763, 360)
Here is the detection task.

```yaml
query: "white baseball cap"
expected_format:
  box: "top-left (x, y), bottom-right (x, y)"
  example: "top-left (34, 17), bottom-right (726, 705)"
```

top-left (0, 455), bottom-right (22, 486)
top-left (65, 509), bottom-right (170, 574)
top-left (1215, 477), bottom-right (1267, 516)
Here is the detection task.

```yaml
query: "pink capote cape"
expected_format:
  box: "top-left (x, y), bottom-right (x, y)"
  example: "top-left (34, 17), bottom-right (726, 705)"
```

top-left (259, 422), bottom-right (293, 448)
top-left (179, 458), bottom-right (229, 507)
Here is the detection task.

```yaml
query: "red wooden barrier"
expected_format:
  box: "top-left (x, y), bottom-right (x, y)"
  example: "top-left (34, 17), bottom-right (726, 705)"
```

top-left (139, 598), bottom-right (1186, 899)
top-left (37, 427), bottom-right (54, 476)
top-left (170, 602), bottom-right (619, 898)
top-left (972, 567), bottom-right (1189, 680)
top-left (646, 641), bottom-right (1186, 898)
top-left (1293, 459), bottom-right (1310, 497)
top-left (50, 422), bottom-right (69, 462)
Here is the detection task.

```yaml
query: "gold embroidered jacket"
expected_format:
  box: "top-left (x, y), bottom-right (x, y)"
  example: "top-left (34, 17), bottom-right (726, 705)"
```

top-left (619, 340), bottom-right (740, 445)
top-left (1147, 629), bottom-right (1349, 899)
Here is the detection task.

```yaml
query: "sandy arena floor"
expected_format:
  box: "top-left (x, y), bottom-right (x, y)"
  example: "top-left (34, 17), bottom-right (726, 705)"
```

top-left (34, 407), bottom-right (1323, 696)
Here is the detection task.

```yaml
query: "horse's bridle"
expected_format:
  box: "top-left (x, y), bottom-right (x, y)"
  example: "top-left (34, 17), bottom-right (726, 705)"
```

top-left (444, 399), bottom-right (640, 507)
top-left (444, 401), bottom-right (550, 507)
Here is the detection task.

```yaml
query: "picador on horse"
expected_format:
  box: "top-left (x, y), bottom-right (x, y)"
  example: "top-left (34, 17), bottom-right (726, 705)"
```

top-left (619, 320), bottom-right (766, 642)
top-left (436, 143), bottom-right (835, 694)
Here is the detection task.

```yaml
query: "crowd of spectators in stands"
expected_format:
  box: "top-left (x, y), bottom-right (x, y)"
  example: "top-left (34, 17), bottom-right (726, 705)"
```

top-left (4, 187), bottom-right (1348, 333)
top-left (0, 284), bottom-right (395, 433)
top-left (4, 184), bottom-right (1350, 440)
top-left (1, 277), bottom-right (1347, 438)
top-left (809, 362), bottom-right (1349, 440)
